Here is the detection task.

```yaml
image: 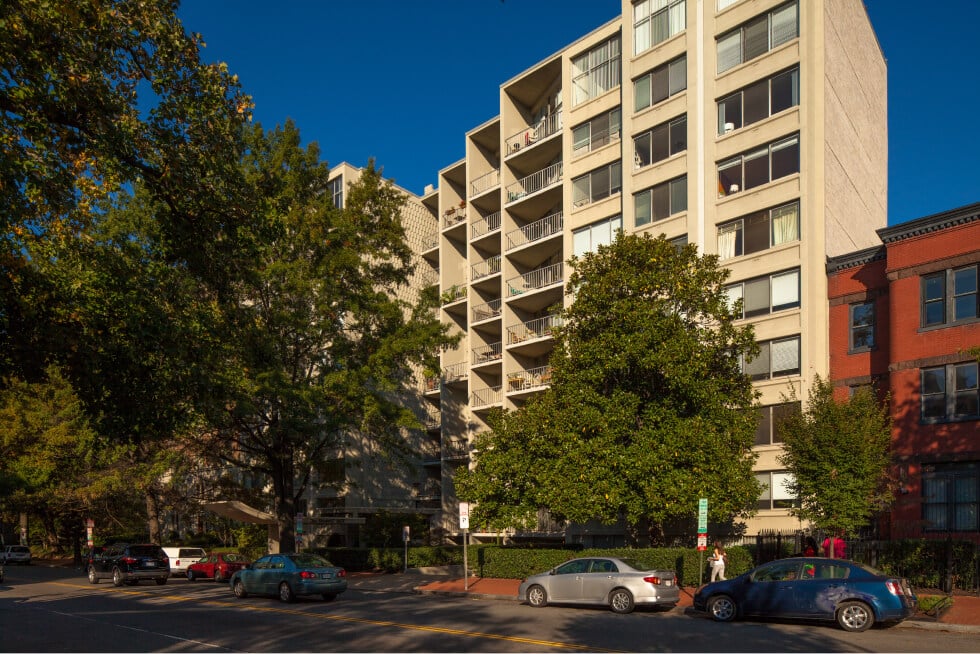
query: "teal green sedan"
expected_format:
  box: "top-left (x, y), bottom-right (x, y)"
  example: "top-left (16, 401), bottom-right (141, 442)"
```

top-left (229, 553), bottom-right (347, 603)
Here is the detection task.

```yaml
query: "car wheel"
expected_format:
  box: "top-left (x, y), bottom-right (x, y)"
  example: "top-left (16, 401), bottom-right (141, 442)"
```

top-left (155, 577), bottom-right (167, 585)
top-left (708, 595), bottom-right (737, 622)
top-left (213, 569), bottom-right (222, 583)
top-left (526, 584), bottom-right (548, 608)
top-left (322, 593), bottom-right (337, 602)
top-left (609, 588), bottom-right (635, 614)
top-left (837, 600), bottom-right (875, 632)
top-left (112, 567), bottom-right (124, 587)
top-left (87, 566), bottom-right (99, 584)
top-left (279, 581), bottom-right (295, 603)
top-left (187, 570), bottom-right (195, 582)
top-left (233, 579), bottom-right (248, 598)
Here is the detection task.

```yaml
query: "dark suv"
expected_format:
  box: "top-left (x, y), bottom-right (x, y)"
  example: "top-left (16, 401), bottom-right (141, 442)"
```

top-left (87, 543), bottom-right (170, 586)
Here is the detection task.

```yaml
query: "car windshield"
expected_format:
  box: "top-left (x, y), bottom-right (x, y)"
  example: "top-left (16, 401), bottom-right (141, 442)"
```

top-left (223, 553), bottom-right (245, 563)
top-left (288, 554), bottom-right (332, 568)
top-left (9, 546), bottom-right (28, 553)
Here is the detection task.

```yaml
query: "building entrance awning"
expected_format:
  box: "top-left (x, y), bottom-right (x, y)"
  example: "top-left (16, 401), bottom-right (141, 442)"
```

top-left (202, 500), bottom-right (277, 525)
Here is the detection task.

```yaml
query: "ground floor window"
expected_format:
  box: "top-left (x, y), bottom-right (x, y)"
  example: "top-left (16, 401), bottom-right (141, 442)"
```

top-left (755, 470), bottom-right (798, 510)
top-left (922, 462), bottom-right (979, 532)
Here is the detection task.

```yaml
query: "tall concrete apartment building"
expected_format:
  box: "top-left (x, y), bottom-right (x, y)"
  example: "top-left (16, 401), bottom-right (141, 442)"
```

top-left (310, 0), bottom-right (888, 547)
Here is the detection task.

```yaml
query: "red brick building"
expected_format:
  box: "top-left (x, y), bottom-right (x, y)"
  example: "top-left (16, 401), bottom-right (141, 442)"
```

top-left (827, 202), bottom-right (980, 542)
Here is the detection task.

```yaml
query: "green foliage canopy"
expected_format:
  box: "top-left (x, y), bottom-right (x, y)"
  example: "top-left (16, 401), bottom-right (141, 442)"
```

top-left (457, 233), bottom-right (761, 541)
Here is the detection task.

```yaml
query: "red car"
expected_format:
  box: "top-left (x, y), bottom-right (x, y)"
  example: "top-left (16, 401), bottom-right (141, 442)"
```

top-left (186, 553), bottom-right (250, 582)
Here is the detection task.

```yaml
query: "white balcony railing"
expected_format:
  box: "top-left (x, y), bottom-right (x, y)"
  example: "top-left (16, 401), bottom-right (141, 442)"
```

top-left (506, 262), bottom-right (563, 296)
top-left (506, 211), bottom-right (563, 250)
top-left (443, 439), bottom-right (469, 461)
top-left (505, 365), bottom-right (554, 392)
top-left (471, 210), bottom-right (501, 240)
top-left (471, 169), bottom-right (500, 197)
top-left (471, 385), bottom-right (502, 408)
top-left (472, 341), bottom-right (502, 365)
top-left (505, 112), bottom-right (563, 155)
top-left (442, 206), bottom-right (466, 229)
top-left (506, 162), bottom-right (562, 204)
top-left (507, 314), bottom-right (562, 344)
top-left (472, 298), bottom-right (501, 323)
top-left (443, 361), bottom-right (468, 383)
top-left (471, 255), bottom-right (501, 281)
top-left (441, 284), bottom-right (466, 305)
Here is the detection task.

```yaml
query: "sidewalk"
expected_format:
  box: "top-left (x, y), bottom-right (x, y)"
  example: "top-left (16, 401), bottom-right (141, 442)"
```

top-left (350, 571), bottom-right (980, 633)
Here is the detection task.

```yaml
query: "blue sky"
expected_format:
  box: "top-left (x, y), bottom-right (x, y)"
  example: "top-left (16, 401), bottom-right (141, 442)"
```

top-left (177, 1), bottom-right (979, 227)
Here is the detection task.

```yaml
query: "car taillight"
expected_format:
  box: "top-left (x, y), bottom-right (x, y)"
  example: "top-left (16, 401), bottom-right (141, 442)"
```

top-left (338, 569), bottom-right (346, 578)
top-left (643, 576), bottom-right (662, 585)
top-left (175, 560), bottom-right (180, 566)
top-left (122, 557), bottom-right (137, 564)
top-left (300, 571), bottom-right (317, 579)
top-left (885, 581), bottom-right (903, 595)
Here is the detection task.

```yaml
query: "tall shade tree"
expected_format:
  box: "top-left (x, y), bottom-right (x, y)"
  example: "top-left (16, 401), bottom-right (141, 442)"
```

top-left (205, 123), bottom-right (454, 552)
top-left (457, 233), bottom-right (761, 543)
top-left (778, 376), bottom-right (895, 542)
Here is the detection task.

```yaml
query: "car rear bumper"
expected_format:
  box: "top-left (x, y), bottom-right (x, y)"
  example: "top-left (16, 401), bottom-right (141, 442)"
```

top-left (123, 569), bottom-right (170, 580)
top-left (635, 586), bottom-right (681, 606)
top-left (295, 580), bottom-right (348, 596)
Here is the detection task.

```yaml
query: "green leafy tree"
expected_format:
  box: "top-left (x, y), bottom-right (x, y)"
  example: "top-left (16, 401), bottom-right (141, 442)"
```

top-left (778, 376), bottom-right (895, 542)
top-left (204, 123), bottom-right (454, 553)
top-left (457, 233), bottom-right (761, 543)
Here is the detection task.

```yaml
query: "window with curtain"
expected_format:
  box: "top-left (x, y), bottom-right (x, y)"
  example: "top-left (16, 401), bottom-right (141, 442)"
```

top-left (717, 1), bottom-right (799, 74)
top-left (742, 335), bottom-right (800, 380)
top-left (717, 201), bottom-right (799, 261)
top-left (634, 114), bottom-right (687, 168)
top-left (726, 269), bottom-right (800, 318)
top-left (755, 470), bottom-right (799, 509)
top-left (572, 37), bottom-right (622, 106)
top-left (718, 67), bottom-right (799, 134)
top-left (634, 0), bottom-right (687, 55)
top-left (572, 215), bottom-right (623, 257)
top-left (634, 176), bottom-right (687, 227)
top-left (717, 134), bottom-right (799, 197)
top-left (849, 301), bottom-right (875, 351)
top-left (635, 55), bottom-right (687, 112)
top-left (923, 463), bottom-right (979, 532)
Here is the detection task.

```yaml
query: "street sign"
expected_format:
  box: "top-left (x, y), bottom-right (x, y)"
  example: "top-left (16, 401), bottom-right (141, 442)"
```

top-left (459, 502), bottom-right (470, 530)
top-left (402, 525), bottom-right (411, 543)
top-left (295, 513), bottom-right (303, 534)
top-left (697, 533), bottom-right (707, 551)
top-left (698, 498), bottom-right (708, 532)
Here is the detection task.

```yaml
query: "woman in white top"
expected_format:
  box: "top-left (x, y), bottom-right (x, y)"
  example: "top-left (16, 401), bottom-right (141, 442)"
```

top-left (709, 541), bottom-right (727, 582)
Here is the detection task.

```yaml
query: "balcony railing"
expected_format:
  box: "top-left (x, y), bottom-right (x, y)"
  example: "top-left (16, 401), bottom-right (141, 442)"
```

top-left (471, 255), bottom-right (501, 281)
top-left (421, 375), bottom-right (440, 394)
top-left (443, 439), bottom-right (469, 461)
top-left (472, 298), bottom-right (501, 323)
top-left (422, 231), bottom-right (439, 251)
top-left (442, 206), bottom-right (466, 229)
top-left (471, 385), bottom-right (502, 408)
top-left (472, 341), bottom-right (502, 365)
top-left (505, 364), bottom-right (554, 392)
top-left (471, 210), bottom-right (501, 239)
top-left (506, 262), bottom-right (563, 296)
top-left (417, 406), bottom-right (441, 430)
top-left (471, 169), bottom-right (500, 197)
top-left (506, 162), bottom-right (562, 204)
top-left (506, 211), bottom-right (563, 250)
top-left (443, 361), bottom-right (468, 383)
top-left (505, 112), bottom-right (563, 155)
top-left (507, 314), bottom-right (562, 344)
top-left (441, 284), bottom-right (466, 305)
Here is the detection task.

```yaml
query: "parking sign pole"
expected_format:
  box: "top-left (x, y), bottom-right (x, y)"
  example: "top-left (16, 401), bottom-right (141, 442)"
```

top-left (697, 498), bottom-right (708, 586)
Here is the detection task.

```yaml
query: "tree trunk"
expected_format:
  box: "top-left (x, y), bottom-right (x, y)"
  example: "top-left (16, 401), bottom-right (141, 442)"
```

top-left (271, 445), bottom-right (296, 554)
top-left (145, 491), bottom-right (162, 544)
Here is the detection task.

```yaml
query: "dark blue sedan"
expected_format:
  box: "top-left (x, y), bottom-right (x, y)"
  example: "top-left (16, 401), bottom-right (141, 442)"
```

top-left (693, 557), bottom-right (917, 632)
top-left (230, 553), bottom-right (347, 603)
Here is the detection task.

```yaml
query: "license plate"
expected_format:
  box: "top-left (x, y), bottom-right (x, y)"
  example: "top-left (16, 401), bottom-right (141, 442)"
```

top-left (145, 561), bottom-right (156, 567)
top-left (320, 573), bottom-right (333, 580)
top-left (664, 579), bottom-right (672, 586)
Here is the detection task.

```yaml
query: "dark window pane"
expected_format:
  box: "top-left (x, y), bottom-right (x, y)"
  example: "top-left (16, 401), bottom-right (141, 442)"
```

top-left (592, 166), bottom-right (610, 200)
top-left (634, 133), bottom-right (652, 167)
top-left (923, 273), bottom-right (946, 326)
top-left (718, 161), bottom-right (741, 196)
top-left (922, 367), bottom-right (946, 395)
top-left (669, 56), bottom-right (687, 94)
top-left (635, 74), bottom-right (651, 111)
top-left (744, 212), bottom-right (770, 254)
top-left (743, 78), bottom-right (770, 125)
top-left (743, 150), bottom-right (769, 189)
top-left (771, 402), bottom-right (799, 443)
top-left (754, 407), bottom-right (772, 445)
top-left (651, 66), bottom-right (669, 105)
top-left (743, 15), bottom-right (769, 61)
top-left (651, 123), bottom-right (670, 162)
top-left (651, 183), bottom-right (670, 221)
top-left (719, 93), bottom-right (742, 133)
top-left (771, 68), bottom-right (799, 114)
top-left (745, 341), bottom-right (770, 380)
top-left (670, 176), bottom-right (687, 213)
top-left (743, 277), bottom-right (770, 317)
top-left (671, 116), bottom-right (687, 153)
top-left (771, 137), bottom-right (800, 179)
top-left (953, 266), bottom-right (978, 321)
top-left (610, 161), bottom-right (622, 194)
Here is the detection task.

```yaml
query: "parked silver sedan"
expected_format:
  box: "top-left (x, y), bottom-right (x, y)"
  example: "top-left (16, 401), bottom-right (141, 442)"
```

top-left (518, 556), bottom-right (679, 614)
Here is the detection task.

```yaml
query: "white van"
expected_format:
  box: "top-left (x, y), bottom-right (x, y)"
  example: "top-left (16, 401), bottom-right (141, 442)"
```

top-left (162, 547), bottom-right (207, 577)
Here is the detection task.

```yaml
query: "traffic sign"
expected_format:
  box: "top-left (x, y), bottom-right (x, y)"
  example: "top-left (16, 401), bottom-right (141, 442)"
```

top-left (459, 502), bottom-right (470, 529)
top-left (697, 533), bottom-right (708, 551)
top-left (698, 498), bottom-right (708, 532)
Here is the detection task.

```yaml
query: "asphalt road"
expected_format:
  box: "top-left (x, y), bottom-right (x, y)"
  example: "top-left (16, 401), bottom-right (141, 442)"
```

top-left (1, 564), bottom-right (976, 652)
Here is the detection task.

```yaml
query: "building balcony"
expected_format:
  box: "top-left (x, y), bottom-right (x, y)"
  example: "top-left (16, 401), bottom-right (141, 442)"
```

top-left (441, 284), bottom-right (466, 306)
top-left (507, 262), bottom-right (563, 296)
top-left (506, 365), bottom-right (554, 393)
top-left (506, 162), bottom-right (562, 205)
top-left (442, 205), bottom-right (466, 230)
top-left (443, 439), bottom-right (469, 461)
top-left (472, 341), bottom-right (503, 366)
top-left (421, 375), bottom-right (440, 395)
top-left (471, 169), bottom-right (500, 198)
top-left (505, 112), bottom-right (563, 156)
top-left (471, 255), bottom-right (501, 281)
top-left (472, 299), bottom-right (501, 323)
top-left (507, 314), bottom-right (562, 345)
top-left (443, 361), bottom-right (468, 385)
top-left (506, 211), bottom-right (563, 251)
top-left (471, 210), bottom-right (501, 240)
top-left (471, 385), bottom-right (503, 410)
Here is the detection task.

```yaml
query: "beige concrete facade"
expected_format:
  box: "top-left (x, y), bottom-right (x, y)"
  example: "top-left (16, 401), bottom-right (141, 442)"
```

top-left (345, 0), bottom-right (888, 544)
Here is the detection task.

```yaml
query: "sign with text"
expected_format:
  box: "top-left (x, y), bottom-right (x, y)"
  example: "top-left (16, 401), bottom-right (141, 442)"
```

top-left (459, 502), bottom-right (470, 530)
top-left (697, 533), bottom-right (708, 551)
top-left (697, 498), bottom-right (708, 532)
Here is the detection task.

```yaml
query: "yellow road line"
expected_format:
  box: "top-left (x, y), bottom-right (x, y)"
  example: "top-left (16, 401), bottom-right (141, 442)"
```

top-left (51, 581), bottom-right (622, 652)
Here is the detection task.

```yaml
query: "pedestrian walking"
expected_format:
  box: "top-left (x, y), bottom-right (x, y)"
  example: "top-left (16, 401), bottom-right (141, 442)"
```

top-left (708, 541), bottom-right (727, 582)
